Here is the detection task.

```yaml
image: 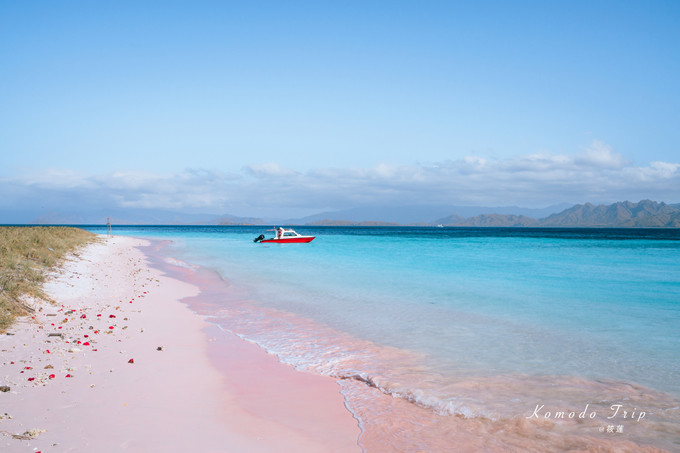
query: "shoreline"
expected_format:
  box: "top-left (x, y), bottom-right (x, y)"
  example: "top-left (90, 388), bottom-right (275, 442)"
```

top-left (0, 235), bottom-right (361, 452)
top-left (142, 239), bottom-right (363, 452)
top-left (137, 235), bottom-right (678, 453)
top-left (3, 231), bottom-right (676, 452)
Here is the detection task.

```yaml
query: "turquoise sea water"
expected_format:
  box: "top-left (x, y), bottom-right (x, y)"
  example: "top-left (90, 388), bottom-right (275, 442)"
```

top-left (85, 226), bottom-right (680, 449)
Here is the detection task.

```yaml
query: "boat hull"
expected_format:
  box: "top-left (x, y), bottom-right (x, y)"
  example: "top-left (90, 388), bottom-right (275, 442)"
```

top-left (260, 236), bottom-right (315, 243)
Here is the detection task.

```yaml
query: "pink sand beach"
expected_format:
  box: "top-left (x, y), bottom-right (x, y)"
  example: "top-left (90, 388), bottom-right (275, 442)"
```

top-left (0, 236), bottom-right (361, 452)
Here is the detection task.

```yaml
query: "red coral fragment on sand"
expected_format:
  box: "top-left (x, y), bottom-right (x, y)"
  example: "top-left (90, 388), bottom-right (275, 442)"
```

top-left (66, 374), bottom-right (72, 378)
top-left (128, 358), bottom-right (134, 364)
top-left (25, 366), bottom-right (32, 370)
top-left (80, 314), bottom-right (87, 319)
top-left (109, 314), bottom-right (116, 318)
top-left (45, 349), bottom-right (50, 354)
top-left (109, 326), bottom-right (114, 330)
top-left (97, 314), bottom-right (102, 317)
top-left (83, 342), bottom-right (90, 346)
top-left (28, 377), bottom-right (35, 381)
top-left (49, 374), bottom-right (55, 379)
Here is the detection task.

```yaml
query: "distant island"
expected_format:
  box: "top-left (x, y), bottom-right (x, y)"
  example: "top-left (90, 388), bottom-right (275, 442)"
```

top-left (290, 200), bottom-right (680, 228)
top-left (427, 200), bottom-right (680, 228)
top-left (10, 200), bottom-right (680, 228)
top-left (216, 200), bottom-right (680, 228)
top-left (431, 200), bottom-right (680, 228)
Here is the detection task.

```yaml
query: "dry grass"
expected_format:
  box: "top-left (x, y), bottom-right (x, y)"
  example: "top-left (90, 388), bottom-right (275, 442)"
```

top-left (0, 226), bottom-right (97, 331)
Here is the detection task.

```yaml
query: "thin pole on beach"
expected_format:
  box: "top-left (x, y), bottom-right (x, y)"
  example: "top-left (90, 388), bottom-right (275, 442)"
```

top-left (106, 217), bottom-right (112, 238)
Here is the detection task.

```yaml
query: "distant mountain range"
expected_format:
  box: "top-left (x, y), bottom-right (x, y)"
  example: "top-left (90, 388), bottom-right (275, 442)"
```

top-left (2, 200), bottom-right (678, 228)
top-left (282, 204), bottom-right (571, 225)
top-left (434, 213), bottom-right (540, 227)
top-left (541, 200), bottom-right (680, 227)
top-left (434, 200), bottom-right (680, 228)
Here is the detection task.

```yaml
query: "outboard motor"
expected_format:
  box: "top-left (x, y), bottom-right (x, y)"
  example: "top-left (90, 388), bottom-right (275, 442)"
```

top-left (253, 234), bottom-right (265, 243)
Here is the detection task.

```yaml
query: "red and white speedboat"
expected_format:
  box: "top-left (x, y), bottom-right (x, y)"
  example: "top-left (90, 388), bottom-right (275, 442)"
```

top-left (254, 228), bottom-right (315, 244)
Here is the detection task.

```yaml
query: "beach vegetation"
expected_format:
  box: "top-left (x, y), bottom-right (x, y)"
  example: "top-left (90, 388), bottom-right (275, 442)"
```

top-left (0, 227), bottom-right (97, 331)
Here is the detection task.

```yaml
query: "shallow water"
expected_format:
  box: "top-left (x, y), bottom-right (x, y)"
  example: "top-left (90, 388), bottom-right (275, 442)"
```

top-left (88, 226), bottom-right (680, 451)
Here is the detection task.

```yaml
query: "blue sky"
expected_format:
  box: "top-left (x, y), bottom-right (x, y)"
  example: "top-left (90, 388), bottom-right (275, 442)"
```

top-left (1, 1), bottom-right (679, 220)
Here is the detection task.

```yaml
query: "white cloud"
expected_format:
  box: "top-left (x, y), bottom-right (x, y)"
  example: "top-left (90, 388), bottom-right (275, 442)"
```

top-left (575, 140), bottom-right (628, 169)
top-left (244, 162), bottom-right (299, 178)
top-left (1, 141), bottom-right (678, 219)
top-left (625, 161), bottom-right (680, 182)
